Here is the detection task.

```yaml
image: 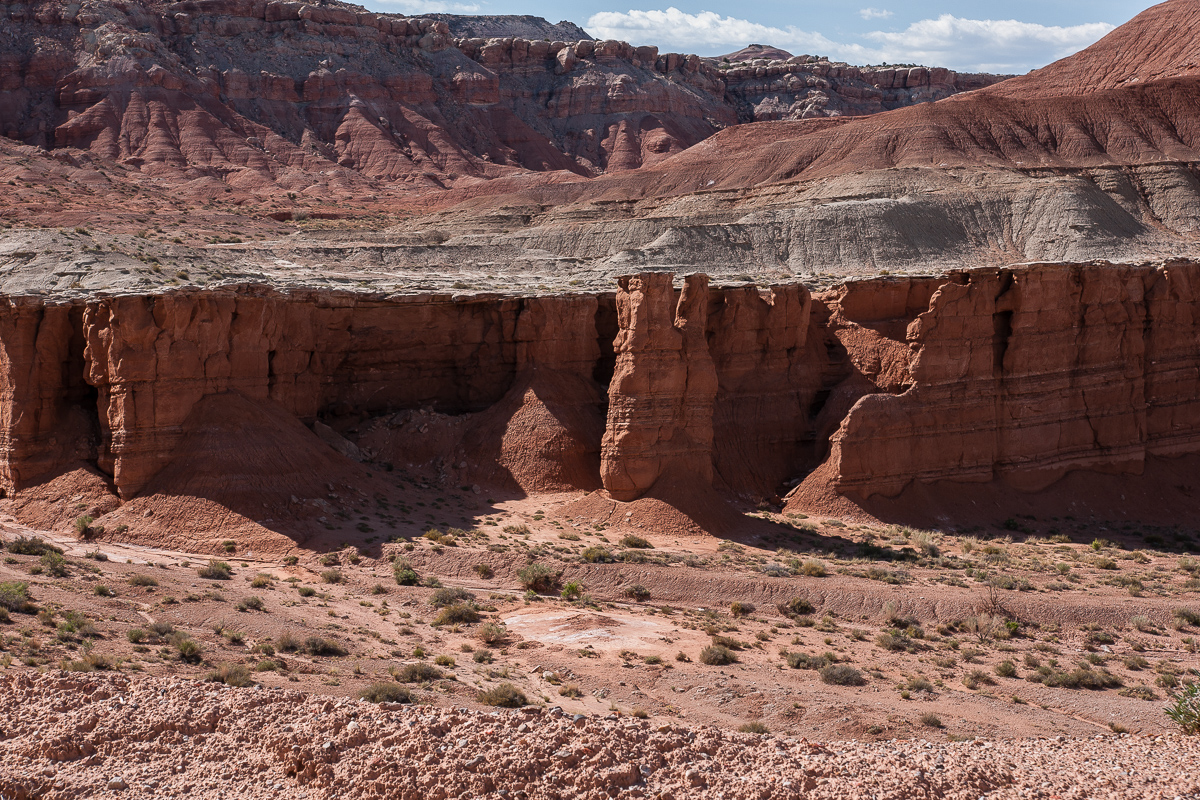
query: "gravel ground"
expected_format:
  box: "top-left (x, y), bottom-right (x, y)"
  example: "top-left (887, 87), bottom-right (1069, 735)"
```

top-left (0, 672), bottom-right (1197, 800)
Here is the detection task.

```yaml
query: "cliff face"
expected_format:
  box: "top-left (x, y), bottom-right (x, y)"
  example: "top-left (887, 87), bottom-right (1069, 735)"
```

top-left (3, 261), bottom-right (1200, 532)
top-left (827, 261), bottom-right (1200, 499)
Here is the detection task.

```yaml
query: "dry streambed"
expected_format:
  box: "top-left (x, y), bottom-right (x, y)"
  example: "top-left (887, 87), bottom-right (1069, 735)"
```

top-left (0, 672), bottom-right (1197, 800)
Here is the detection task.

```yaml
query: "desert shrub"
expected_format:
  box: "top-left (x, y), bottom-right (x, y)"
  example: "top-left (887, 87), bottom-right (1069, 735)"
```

top-left (7, 536), bottom-right (62, 556)
top-left (963, 669), bottom-right (996, 689)
top-left (358, 683), bottom-right (415, 704)
top-left (430, 587), bottom-right (475, 608)
top-left (820, 664), bottom-right (866, 686)
top-left (478, 683), bottom-right (527, 708)
top-left (919, 712), bottom-right (944, 728)
top-left (799, 560), bottom-right (827, 577)
top-left (1119, 685), bottom-right (1158, 701)
top-left (172, 634), bottom-right (203, 663)
top-left (41, 552), bottom-right (69, 577)
top-left (93, 584), bottom-right (114, 597)
top-left (128, 574), bottom-right (158, 587)
top-left (395, 663), bottom-right (443, 682)
top-left (476, 621), bottom-right (508, 646)
top-left (473, 649), bottom-right (494, 664)
top-left (738, 721), bottom-right (769, 734)
top-left (1166, 675), bottom-right (1200, 735)
top-left (778, 597), bottom-right (815, 618)
top-left (518, 562), bottom-right (559, 593)
top-left (302, 636), bottom-right (347, 657)
top-left (995, 660), bottom-right (1018, 678)
top-left (730, 601), bottom-right (755, 618)
top-left (237, 595), bottom-right (265, 612)
top-left (473, 563), bottom-right (495, 579)
top-left (127, 628), bottom-right (146, 644)
top-left (0, 581), bottom-right (33, 614)
top-left (148, 621), bottom-right (174, 639)
top-left (320, 569), bottom-right (343, 584)
top-left (198, 560), bottom-right (232, 580)
top-left (432, 602), bottom-right (479, 626)
top-left (580, 547), bottom-right (615, 563)
top-left (624, 584), bottom-right (651, 601)
top-left (205, 663), bottom-right (252, 687)
top-left (1174, 608), bottom-right (1200, 627)
top-left (1026, 666), bottom-right (1122, 690)
top-left (434, 654), bottom-right (456, 667)
top-left (699, 645), bottom-right (737, 666)
top-left (559, 683), bottom-right (582, 698)
top-left (503, 524), bottom-right (531, 535)
top-left (710, 634), bottom-right (744, 650)
top-left (786, 652), bottom-right (830, 670)
top-left (620, 535), bottom-right (653, 549)
top-left (876, 630), bottom-right (920, 653)
top-left (250, 574), bottom-right (273, 589)
top-left (560, 581), bottom-right (584, 600)
top-left (393, 558), bottom-right (420, 586)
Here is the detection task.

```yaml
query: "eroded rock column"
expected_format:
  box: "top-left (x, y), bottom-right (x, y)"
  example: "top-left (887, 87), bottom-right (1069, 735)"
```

top-left (601, 273), bottom-right (717, 500)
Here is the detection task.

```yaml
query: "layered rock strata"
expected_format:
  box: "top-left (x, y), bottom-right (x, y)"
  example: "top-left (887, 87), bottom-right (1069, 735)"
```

top-left (1, 262), bottom-right (1199, 518)
top-left (828, 261), bottom-right (1200, 499)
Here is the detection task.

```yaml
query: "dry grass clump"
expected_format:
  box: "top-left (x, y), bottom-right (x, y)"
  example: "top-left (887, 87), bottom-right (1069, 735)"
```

top-left (205, 663), bottom-right (252, 687)
top-left (198, 560), bottom-right (232, 580)
top-left (478, 683), bottom-right (527, 708)
top-left (699, 645), bottom-right (737, 666)
top-left (358, 683), bottom-right (415, 704)
top-left (820, 664), bottom-right (866, 686)
top-left (127, 574), bottom-right (158, 587)
top-left (432, 603), bottom-right (479, 626)
top-left (394, 663), bottom-right (443, 683)
top-left (518, 562), bottom-right (559, 593)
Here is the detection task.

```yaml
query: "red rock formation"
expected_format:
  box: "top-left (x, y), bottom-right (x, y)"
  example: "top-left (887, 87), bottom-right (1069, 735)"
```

top-left (825, 261), bottom-right (1200, 500)
top-left (601, 273), bottom-right (717, 500)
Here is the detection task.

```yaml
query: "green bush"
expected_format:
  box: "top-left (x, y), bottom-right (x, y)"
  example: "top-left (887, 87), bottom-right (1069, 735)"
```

top-left (430, 587), bottom-right (475, 608)
top-left (478, 682), bottom-right (527, 708)
top-left (624, 584), bottom-right (651, 601)
top-left (561, 581), bottom-right (584, 600)
top-left (394, 558), bottom-right (420, 586)
top-left (301, 636), bottom-right (347, 657)
top-left (820, 664), bottom-right (866, 686)
top-left (320, 569), bottom-right (343, 584)
top-left (0, 581), bottom-right (33, 613)
top-left (172, 634), bottom-right (203, 663)
top-left (395, 662), bottom-right (443, 682)
top-left (358, 683), bottom-right (415, 704)
top-left (40, 551), bottom-right (69, 577)
top-left (127, 628), bottom-right (146, 644)
top-left (580, 547), bottom-right (615, 563)
top-left (786, 652), bottom-right (830, 670)
top-left (518, 562), bottom-right (559, 593)
top-left (699, 645), bottom-right (737, 666)
top-left (198, 560), bottom-right (232, 580)
top-left (995, 660), bottom-right (1018, 678)
top-left (1165, 672), bottom-right (1200, 735)
top-left (6, 536), bottom-right (62, 556)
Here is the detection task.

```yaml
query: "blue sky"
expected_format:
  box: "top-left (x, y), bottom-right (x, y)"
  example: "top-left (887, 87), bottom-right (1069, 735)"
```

top-left (363, 0), bottom-right (1158, 72)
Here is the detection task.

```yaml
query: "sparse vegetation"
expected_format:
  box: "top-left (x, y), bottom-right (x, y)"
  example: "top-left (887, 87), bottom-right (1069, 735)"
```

top-left (198, 560), bottom-right (232, 580)
top-left (700, 645), bottom-right (738, 666)
top-left (517, 562), bottom-right (559, 593)
top-left (820, 664), bottom-right (866, 686)
top-left (359, 683), bottom-right (415, 704)
top-left (478, 683), bottom-right (527, 708)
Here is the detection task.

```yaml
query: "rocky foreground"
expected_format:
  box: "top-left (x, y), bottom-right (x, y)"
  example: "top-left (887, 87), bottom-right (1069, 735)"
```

top-left (0, 672), bottom-right (1195, 800)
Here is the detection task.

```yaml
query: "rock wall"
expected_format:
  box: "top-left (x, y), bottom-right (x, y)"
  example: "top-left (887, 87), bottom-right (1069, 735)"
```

top-left (600, 274), bottom-right (718, 500)
top-left (3, 262), bottom-right (1200, 512)
top-left (828, 261), bottom-right (1200, 499)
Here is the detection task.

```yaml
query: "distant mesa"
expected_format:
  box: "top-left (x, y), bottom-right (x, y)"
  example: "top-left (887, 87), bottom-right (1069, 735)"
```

top-left (715, 44), bottom-right (797, 63)
top-left (425, 13), bottom-right (593, 41)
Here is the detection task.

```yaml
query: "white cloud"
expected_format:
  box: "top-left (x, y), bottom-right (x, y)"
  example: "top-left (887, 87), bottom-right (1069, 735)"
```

top-left (859, 8), bottom-right (893, 21)
top-left (584, 7), bottom-right (1115, 72)
top-left (374, 0), bottom-right (481, 12)
top-left (865, 15), bottom-right (1115, 73)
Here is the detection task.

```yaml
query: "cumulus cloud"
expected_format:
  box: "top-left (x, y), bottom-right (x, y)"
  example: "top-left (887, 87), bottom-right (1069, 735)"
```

top-left (375, 0), bottom-right (481, 13)
top-left (584, 7), bottom-right (1115, 72)
top-left (865, 15), bottom-right (1115, 73)
top-left (859, 8), bottom-right (893, 21)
